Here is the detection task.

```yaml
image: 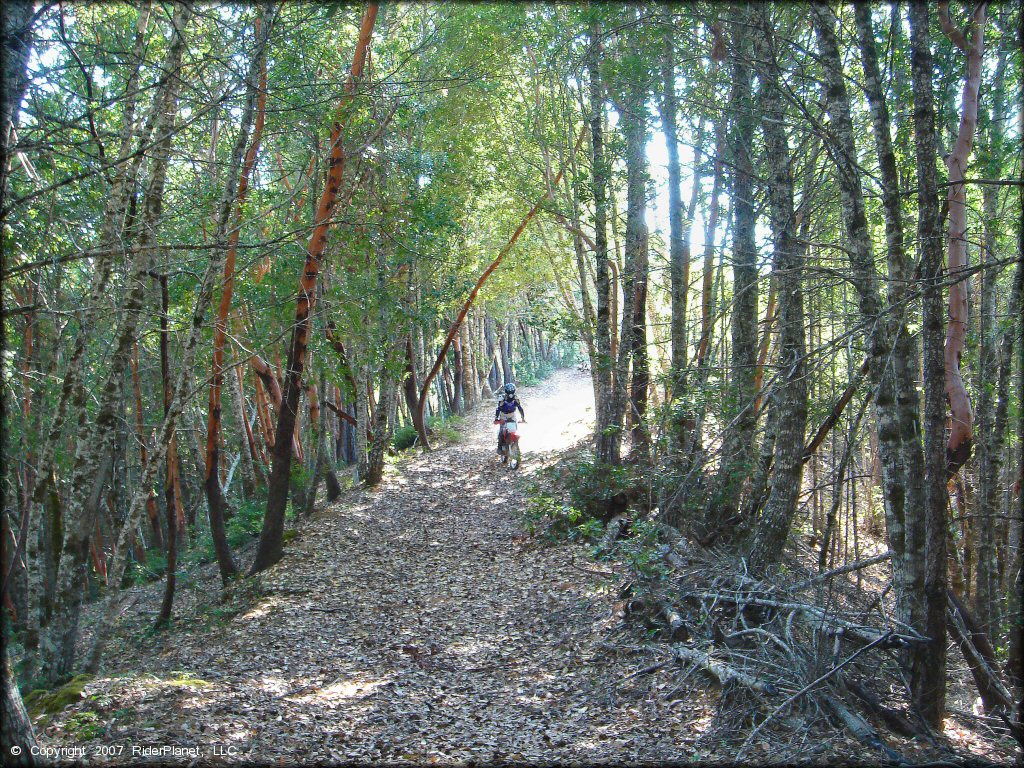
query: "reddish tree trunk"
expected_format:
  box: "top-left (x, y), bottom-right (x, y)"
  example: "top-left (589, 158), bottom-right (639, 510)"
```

top-left (203, 12), bottom-right (271, 582)
top-left (252, 4), bottom-right (378, 574)
top-left (939, 0), bottom-right (986, 479)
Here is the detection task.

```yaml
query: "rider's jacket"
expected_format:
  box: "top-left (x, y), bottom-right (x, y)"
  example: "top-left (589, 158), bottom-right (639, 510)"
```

top-left (495, 395), bottom-right (525, 421)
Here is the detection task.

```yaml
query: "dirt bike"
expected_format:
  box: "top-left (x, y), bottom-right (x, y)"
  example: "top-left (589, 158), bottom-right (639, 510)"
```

top-left (494, 417), bottom-right (524, 469)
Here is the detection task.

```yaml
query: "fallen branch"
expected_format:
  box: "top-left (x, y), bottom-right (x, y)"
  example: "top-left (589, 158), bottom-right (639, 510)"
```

top-left (947, 590), bottom-right (1014, 713)
top-left (671, 644), bottom-right (778, 695)
top-left (843, 675), bottom-right (921, 738)
top-left (680, 591), bottom-right (925, 648)
top-left (790, 552), bottom-right (891, 591)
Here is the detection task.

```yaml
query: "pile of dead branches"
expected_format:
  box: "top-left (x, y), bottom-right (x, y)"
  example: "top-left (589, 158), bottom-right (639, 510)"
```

top-left (602, 522), bottom-right (1018, 763)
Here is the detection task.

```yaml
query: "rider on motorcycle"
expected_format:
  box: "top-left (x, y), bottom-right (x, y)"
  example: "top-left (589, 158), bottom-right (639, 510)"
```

top-left (494, 382), bottom-right (525, 455)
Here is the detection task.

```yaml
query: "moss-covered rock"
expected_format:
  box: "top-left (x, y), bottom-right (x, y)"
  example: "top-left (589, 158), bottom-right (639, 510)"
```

top-left (24, 673), bottom-right (93, 715)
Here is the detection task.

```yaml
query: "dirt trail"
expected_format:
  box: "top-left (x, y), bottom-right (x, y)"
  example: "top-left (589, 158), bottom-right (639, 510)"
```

top-left (52, 369), bottom-right (713, 763)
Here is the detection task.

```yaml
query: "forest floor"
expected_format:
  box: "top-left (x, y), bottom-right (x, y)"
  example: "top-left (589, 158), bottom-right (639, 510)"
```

top-left (35, 369), bottom-right (1018, 765)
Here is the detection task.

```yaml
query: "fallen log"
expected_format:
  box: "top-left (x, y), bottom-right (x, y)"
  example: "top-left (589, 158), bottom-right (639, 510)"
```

top-left (842, 676), bottom-right (921, 738)
top-left (661, 602), bottom-right (689, 640)
top-left (822, 694), bottom-right (907, 763)
top-left (597, 515), bottom-right (626, 556)
top-left (671, 644), bottom-right (778, 695)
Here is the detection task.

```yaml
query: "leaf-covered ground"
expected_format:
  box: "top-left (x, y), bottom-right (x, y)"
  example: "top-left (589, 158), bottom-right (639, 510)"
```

top-left (38, 370), bottom-right (726, 764)
top-left (34, 369), bottom-right (1016, 765)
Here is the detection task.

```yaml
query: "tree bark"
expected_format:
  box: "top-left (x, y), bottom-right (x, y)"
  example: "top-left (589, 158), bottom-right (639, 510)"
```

top-left (204, 6), bottom-right (275, 585)
top-left (709, 4), bottom-right (758, 527)
top-left (909, 0), bottom-right (948, 727)
top-left (0, 0), bottom-right (36, 211)
top-left (251, 4), bottom-right (378, 574)
top-left (939, 0), bottom-right (986, 479)
top-left (156, 273), bottom-right (181, 629)
top-left (589, 21), bottom-right (615, 465)
top-left (747, 5), bottom-right (808, 573)
top-left (38, 3), bottom-right (193, 686)
top-left (1, 644), bottom-right (36, 767)
top-left (613, 67), bottom-right (650, 464)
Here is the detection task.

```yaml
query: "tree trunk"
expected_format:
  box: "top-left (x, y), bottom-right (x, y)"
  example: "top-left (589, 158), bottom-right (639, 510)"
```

top-left (38, 3), bottom-right (193, 686)
top-left (156, 273), bottom-right (180, 629)
top-left (365, 347), bottom-right (401, 487)
top-left (402, 335), bottom-right (429, 446)
top-left (939, 0), bottom-right (986, 479)
top-left (1, 645), bottom-right (36, 767)
top-left (1007, 161), bottom-right (1024, 707)
top-left (251, 4), bottom-right (378, 574)
top-left (130, 343), bottom-right (164, 550)
top-left (24, 1), bottom-right (155, 655)
top-left (589, 21), bottom-right (615, 465)
top-left (615, 69), bottom-right (650, 464)
top-left (450, 331), bottom-right (462, 415)
top-left (816, 2), bottom-right (928, 699)
top-left (747, 6), bottom-right (808, 573)
top-left (709, 3), bottom-right (758, 527)
top-left (909, 0), bottom-right (948, 727)
top-left (0, 0), bottom-right (35, 210)
top-left (687, 115), bottom-right (726, 466)
top-left (204, 6), bottom-right (273, 584)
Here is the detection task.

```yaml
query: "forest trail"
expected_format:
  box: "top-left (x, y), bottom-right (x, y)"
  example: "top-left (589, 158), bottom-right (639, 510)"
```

top-left (62, 369), bottom-right (715, 763)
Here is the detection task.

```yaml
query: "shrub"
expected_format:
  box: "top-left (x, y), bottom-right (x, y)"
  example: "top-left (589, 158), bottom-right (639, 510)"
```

top-left (523, 493), bottom-right (601, 542)
top-left (566, 457), bottom-right (635, 521)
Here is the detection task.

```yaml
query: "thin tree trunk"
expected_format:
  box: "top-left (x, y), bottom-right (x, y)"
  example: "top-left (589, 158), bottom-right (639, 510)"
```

top-left (38, 3), bottom-right (193, 686)
top-left (130, 343), bottom-right (164, 550)
top-left (939, 0), bottom-right (986, 479)
top-left (747, 6), bottom-right (807, 573)
top-left (909, 0), bottom-right (948, 727)
top-left (156, 273), bottom-right (180, 629)
top-left (615, 71), bottom-right (650, 464)
top-left (251, 3), bottom-right (378, 575)
top-left (588, 21), bottom-right (614, 465)
top-left (83, 4), bottom-right (275, 670)
top-left (709, 3), bottom-right (758, 528)
top-left (204, 6), bottom-right (274, 584)
top-left (1006, 153), bottom-right (1024, 707)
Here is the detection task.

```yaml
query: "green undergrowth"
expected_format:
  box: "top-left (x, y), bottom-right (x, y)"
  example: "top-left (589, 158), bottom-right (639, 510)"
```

top-left (126, 498), bottom-right (299, 585)
top-left (522, 453), bottom-right (669, 583)
top-left (393, 413), bottom-right (465, 451)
